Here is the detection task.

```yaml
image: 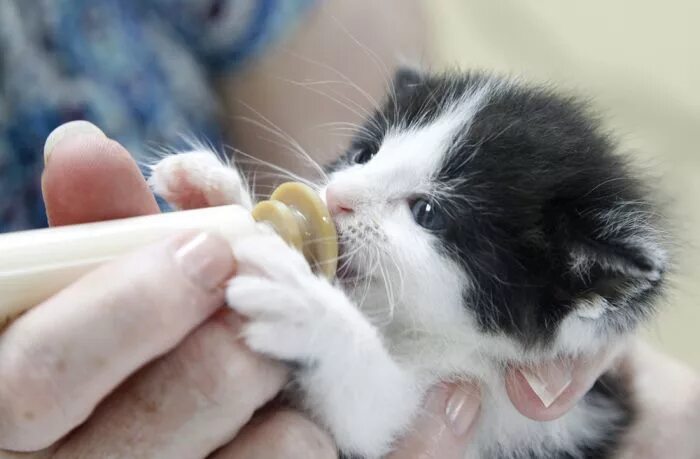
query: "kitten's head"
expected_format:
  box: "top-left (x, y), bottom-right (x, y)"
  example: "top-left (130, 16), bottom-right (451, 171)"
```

top-left (324, 69), bottom-right (667, 360)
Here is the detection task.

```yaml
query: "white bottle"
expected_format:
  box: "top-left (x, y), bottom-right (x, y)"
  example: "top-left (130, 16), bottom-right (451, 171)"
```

top-left (0, 183), bottom-right (337, 327)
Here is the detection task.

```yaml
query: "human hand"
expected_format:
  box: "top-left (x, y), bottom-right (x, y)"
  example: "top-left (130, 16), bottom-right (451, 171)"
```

top-left (0, 122), bottom-right (335, 458)
top-left (389, 351), bottom-right (614, 458)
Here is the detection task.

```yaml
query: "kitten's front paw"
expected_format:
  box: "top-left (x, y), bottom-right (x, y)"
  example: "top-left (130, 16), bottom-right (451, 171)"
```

top-left (149, 151), bottom-right (252, 210)
top-left (226, 234), bottom-right (355, 363)
top-left (228, 236), bottom-right (414, 459)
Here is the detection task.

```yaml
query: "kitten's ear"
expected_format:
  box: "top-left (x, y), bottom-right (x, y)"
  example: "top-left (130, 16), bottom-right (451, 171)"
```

top-left (560, 203), bottom-right (667, 325)
top-left (393, 66), bottom-right (423, 97)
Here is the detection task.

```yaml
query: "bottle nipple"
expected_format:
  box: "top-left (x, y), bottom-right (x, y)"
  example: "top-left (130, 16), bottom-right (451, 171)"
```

top-left (251, 182), bottom-right (338, 279)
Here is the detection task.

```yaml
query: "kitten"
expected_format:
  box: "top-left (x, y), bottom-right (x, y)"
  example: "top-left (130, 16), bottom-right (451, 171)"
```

top-left (149, 70), bottom-right (667, 458)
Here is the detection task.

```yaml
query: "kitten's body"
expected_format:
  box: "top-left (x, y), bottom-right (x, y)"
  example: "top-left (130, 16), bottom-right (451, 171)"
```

top-left (150, 71), bottom-right (667, 458)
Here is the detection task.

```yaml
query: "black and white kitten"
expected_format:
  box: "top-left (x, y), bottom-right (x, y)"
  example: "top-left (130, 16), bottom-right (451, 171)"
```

top-left (149, 70), bottom-right (667, 458)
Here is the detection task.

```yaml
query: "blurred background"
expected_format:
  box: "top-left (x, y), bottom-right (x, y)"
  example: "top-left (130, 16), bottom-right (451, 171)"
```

top-left (0, 0), bottom-right (697, 369)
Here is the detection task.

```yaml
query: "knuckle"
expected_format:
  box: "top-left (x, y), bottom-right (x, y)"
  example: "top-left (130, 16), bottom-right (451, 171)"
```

top-left (168, 318), bottom-right (271, 406)
top-left (0, 341), bottom-right (71, 449)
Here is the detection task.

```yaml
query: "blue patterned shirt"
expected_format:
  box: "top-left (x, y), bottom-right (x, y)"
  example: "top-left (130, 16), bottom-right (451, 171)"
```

top-left (0, 0), bottom-right (314, 232)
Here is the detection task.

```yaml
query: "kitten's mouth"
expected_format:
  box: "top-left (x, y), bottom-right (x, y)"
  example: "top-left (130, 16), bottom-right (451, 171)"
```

top-left (334, 232), bottom-right (369, 282)
top-left (335, 237), bottom-right (359, 280)
top-left (336, 260), bottom-right (360, 281)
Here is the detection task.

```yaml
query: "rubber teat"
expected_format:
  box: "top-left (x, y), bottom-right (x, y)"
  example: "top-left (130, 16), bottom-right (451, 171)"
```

top-left (252, 182), bottom-right (338, 279)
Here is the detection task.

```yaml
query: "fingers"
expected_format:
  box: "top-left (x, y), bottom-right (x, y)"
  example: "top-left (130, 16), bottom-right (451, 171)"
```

top-left (210, 408), bottom-right (336, 459)
top-left (0, 232), bottom-right (236, 451)
top-left (389, 383), bottom-right (481, 459)
top-left (505, 348), bottom-right (617, 421)
top-left (49, 312), bottom-right (288, 459)
top-left (41, 121), bottom-right (159, 226)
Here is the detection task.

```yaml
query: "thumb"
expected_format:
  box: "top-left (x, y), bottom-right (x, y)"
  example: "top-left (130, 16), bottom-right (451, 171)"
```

top-left (505, 347), bottom-right (618, 421)
top-left (42, 121), bottom-right (159, 226)
top-left (388, 382), bottom-right (481, 459)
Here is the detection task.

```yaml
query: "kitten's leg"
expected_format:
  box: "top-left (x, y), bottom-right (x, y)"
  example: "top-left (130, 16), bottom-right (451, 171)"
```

top-left (226, 234), bottom-right (423, 458)
top-left (148, 151), bottom-right (253, 210)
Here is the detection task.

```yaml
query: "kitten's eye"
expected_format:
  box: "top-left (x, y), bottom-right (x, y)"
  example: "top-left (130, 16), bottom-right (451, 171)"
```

top-left (410, 198), bottom-right (446, 231)
top-left (353, 147), bottom-right (375, 164)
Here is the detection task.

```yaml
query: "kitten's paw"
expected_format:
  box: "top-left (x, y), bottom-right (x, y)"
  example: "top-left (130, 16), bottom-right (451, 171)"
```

top-left (149, 151), bottom-right (253, 210)
top-left (227, 234), bottom-right (358, 362)
top-left (228, 235), bottom-right (413, 459)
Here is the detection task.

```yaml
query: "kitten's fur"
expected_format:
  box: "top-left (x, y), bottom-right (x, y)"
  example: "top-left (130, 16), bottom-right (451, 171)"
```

top-left (149, 70), bottom-right (667, 458)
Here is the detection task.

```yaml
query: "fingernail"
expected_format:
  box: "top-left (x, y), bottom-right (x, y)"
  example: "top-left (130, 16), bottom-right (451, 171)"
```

top-left (519, 361), bottom-right (573, 408)
top-left (175, 233), bottom-right (236, 291)
top-left (44, 120), bottom-right (105, 163)
top-left (390, 385), bottom-right (480, 458)
top-left (445, 384), bottom-right (481, 437)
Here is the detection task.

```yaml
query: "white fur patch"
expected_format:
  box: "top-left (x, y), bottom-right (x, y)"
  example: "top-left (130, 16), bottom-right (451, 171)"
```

top-left (326, 86), bottom-right (492, 211)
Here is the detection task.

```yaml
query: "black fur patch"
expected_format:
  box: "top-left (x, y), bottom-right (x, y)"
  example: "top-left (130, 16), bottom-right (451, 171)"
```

top-left (573, 371), bottom-right (636, 458)
top-left (338, 453), bottom-right (364, 459)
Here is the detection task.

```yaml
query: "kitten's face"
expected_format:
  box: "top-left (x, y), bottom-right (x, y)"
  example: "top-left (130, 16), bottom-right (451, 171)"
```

top-left (324, 70), bottom-right (666, 360)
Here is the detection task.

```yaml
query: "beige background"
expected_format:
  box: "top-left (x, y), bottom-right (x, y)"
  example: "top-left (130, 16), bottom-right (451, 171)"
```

top-left (427, 0), bottom-right (700, 369)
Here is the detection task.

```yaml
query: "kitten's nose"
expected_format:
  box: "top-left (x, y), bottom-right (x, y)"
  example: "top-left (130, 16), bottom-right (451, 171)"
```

top-left (325, 187), bottom-right (354, 215)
